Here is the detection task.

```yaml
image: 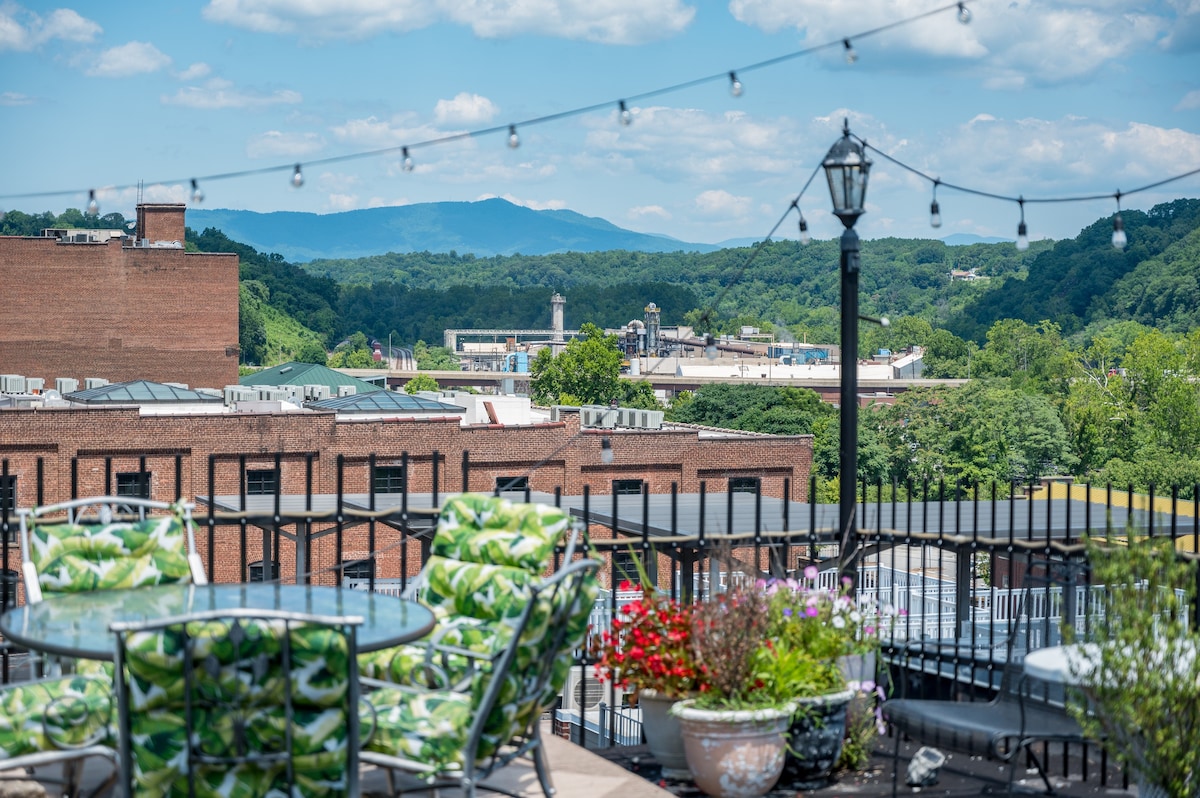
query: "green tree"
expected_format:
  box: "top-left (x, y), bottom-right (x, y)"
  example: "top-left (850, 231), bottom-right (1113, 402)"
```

top-left (327, 332), bottom-right (382, 369)
top-left (413, 340), bottom-right (461, 370)
top-left (295, 340), bottom-right (328, 365)
top-left (404, 374), bottom-right (440, 394)
top-left (238, 283), bottom-right (268, 366)
top-left (530, 323), bottom-right (622, 405)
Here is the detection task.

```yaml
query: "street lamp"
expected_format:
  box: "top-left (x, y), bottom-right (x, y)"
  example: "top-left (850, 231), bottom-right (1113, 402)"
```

top-left (822, 119), bottom-right (871, 589)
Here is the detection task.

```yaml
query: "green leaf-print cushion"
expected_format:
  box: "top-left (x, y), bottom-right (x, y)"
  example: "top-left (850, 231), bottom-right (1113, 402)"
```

top-left (0, 673), bottom-right (112, 758)
top-left (432, 495), bottom-right (568, 570)
top-left (419, 557), bottom-right (537, 623)
top-left (30, 514), bottom-right (193, 595)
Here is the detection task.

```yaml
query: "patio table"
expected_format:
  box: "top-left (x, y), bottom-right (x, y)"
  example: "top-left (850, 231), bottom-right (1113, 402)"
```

top-left (0, 582), bottom-right (436, 661)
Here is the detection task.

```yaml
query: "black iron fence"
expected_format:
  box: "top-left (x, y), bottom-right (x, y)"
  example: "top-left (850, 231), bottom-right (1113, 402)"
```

top-left (5, 453), bottom-right (1200, 785)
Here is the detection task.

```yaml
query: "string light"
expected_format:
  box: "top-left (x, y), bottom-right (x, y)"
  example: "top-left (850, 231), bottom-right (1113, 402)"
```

top-left (843, 39), bottom-right (857, 64)
top-left (508, 125), bottom-right (520, 149)
top-left (929, 180), bottom-right (942, 228)
top-left (291, 164), bottom-right (303, 188)
top-left (798, 210), bottom-right (811, 245)
top-left (704, 333), bottom-right (718, 360)
top-left (401, 146), bottom-right (414, 172)
top-left (728, 71), bottom-right (743, 97)
top-left (86, 190), bottom-right (99, 217)
top-left (619, 100), bottom-right (632, 127)
top-left (190, 179), bottom-right (204, 204)
top-left (600, 436), bottom-right (614, 464)
top-left (1016, 198), bottom-right (1029, 251)
top-left (957, 2), bottom-right (972, 23)
top-left (1112, 192), bottom-right (1127, 250)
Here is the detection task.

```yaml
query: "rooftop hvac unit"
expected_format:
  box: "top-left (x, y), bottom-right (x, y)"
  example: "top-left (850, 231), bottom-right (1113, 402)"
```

top-left (560, 668), bottom-right (627, 713)
top-left (56, 378), bottom-right (79, 394)
top-left (224, 385), bottom-right (258, 405)
top-left (258, 388), bottom-right (288, 401)
top-left (84, 378), bottom-right (109, 390)
top-left (25, 377), bottom-right (45, 393)
top-left (304, 384), bottom-right (330, 401)
top-left (337, 385), bottom-right (356, 397)
top-left (0, 375), bottom-right (27, 394)
top-left (277, 385), bottom-right (302, 399)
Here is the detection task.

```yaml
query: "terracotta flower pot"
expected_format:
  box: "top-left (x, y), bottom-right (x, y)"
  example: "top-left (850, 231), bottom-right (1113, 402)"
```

top-left (672, 700), bottom-right (797, 798)
top-left (638, 689), bottom-right (691, 780)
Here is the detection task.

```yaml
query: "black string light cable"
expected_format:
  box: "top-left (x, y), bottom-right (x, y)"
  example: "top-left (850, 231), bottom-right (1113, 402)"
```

top-left (851, 131), bottom-right (1200, 250)
top-left (0, 1), bottom-right (974, 210)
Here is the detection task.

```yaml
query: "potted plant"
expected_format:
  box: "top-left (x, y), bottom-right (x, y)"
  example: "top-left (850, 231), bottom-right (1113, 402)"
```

top-left (1065, 534), bottom-right (1200, 798)
top-left (593, 581), bottom-right (707, 779)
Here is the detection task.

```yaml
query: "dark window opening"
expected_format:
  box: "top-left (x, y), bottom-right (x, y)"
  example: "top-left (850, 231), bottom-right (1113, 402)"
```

top-left (373, 466), bottom-right (406, 494)
top-left (116, 471), bottom-right (151, 499)
top-left (612, 551), bottom-right (641, 586)
top-left (495, 475), bottom-right (529, 493)
top-left (612, 479), bottom-right (643, 496)
top-left (0, 475), bottom-right (15, 514)
top-left (341, 559), bottom-right (375, 582)
top-left (729, 477), bottom-right (761, 494)
top-left (1, 569), bottom-right (17, 610)
top-left (245, 469), bottom-right (278, 496)
top-left (248, 560), bottom-right (280, 583)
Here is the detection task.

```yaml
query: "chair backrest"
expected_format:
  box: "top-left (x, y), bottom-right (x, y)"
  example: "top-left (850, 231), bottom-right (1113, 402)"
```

top-left (466, 556), bottom-right (601, 761)
top-left (416, 494), bottom-right (578, 620)
top-left (111, 608), bottom-right (363, 798)
top-left (18, 496), bottom-right (207, 603)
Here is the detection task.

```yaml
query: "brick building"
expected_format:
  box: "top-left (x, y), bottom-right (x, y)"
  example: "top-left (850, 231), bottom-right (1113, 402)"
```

top-left (0, 203), bottom-right (239, 389)
top-left (0, 405), bottom-right (813, 590)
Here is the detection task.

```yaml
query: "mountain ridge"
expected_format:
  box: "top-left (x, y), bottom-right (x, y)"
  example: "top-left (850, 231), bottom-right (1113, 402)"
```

top-left (186, 199), bottom-right (722, 261)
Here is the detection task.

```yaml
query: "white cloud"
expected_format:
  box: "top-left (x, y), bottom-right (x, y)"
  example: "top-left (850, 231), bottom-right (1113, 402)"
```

top-left (162, 78), bottom-right (302, 109)
top-left (629, 205), bottom-right (671, 220)
top-left (175, 62), bottom-right (212, 81)
top-left (0, 6), bottom-right (100, 51)
top-left (86, 41), bottom-right (171, 77)
top-left (729, 0), bottom-right (1166, 86)
top-left (1176, 89), bottom-right (1200, 111)
top-left (0, 90), bottom-right (32, 105)
top-left (434, 92), bottom-right (498, 125)
top-left (694, 189), bottom-right (752, 218)
top-left (245, 130), bottom-right (325, 158)
top-left (202, 0), bottom-right (693, 43)
top-left (327, 193), bottom-right (359, 210)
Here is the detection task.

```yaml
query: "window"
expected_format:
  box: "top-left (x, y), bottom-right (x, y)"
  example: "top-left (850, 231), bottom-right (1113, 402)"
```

top-left (0, 569), bottom-right (17, 610)
top-left (373, 466), bottom-right (406, 494)
top-left (611, 550), bottom-right (641, 585)
top-left (341, 559), bottom-right (375, 587)
top-left (248, 560), bottom-right (280, 583)
top-left (0, 475), bottom-right (14, 514)
top-left (729, 477), bottom-right (761, 495)
top-left (116, 471), bottom-right (151, 499)
top-left (245, 469), bottom-right (278, 496)
top-left (612, 479), bottom-right (643, 496)
top-left (495, 475), bottom-right (528, 493)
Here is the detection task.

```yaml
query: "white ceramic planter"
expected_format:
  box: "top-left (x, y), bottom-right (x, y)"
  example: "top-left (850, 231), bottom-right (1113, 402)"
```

top-left (671, 700), bottom-right (798, 798)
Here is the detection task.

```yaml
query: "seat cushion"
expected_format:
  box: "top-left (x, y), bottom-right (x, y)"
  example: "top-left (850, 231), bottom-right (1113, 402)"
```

top-left (365, 686), bottom-right (482, 770)
top-left (0, 673), bottom-right (113, 758)
top-left (30, 514), bottom-right (193, 595)
top-left (419, 557), bottom-right (539, 624)
top-left (432, 495), bottom-right (568, 570)
top-left (358, 615), bottom-right (513, 686)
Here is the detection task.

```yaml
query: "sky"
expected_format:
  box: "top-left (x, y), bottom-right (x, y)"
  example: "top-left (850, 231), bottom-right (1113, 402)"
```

top-left (1, 0), bottom-right (1199, 248)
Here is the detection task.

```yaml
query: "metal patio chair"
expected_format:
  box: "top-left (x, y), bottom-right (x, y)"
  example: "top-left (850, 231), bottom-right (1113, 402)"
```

top-left (881, 557), bottom-right (1090, 795)
top-left (111, 607), bottom-right (365, 798)
top-left (360, 553), bottom-right (601, 798)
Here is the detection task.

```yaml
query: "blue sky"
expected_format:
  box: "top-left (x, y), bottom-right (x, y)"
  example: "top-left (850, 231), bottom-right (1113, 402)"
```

top-left (1, 0), bottom-right (1198, 247)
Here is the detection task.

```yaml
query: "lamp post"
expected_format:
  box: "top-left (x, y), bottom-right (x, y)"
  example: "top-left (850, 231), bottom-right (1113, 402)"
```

top-left (822, 119), bottom-right (871, 590)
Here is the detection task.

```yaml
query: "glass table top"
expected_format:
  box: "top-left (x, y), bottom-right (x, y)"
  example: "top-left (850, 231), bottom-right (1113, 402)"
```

top-left (0, 582), bottom-right (435, 661)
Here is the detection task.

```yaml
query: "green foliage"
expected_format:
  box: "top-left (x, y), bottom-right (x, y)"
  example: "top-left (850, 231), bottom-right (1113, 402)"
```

top-left (529, 323), bottom-right (622, 406)
top-left (664, 383), bottom-right (834, 435)
top-left (327, 332), bottom-right (383, 369)
top-left (413, 341), bottom-right (461, 370)
top-left (618, 379), bottom-right (662, 409)
top-left (1066, 536), bottom-right (1200, 798)
top-left (0, 208), bottom-right (132, 235)
top-left (295, 340), bottom-right (328, 365)
top-left (404, 374), bottom-right (440, 394)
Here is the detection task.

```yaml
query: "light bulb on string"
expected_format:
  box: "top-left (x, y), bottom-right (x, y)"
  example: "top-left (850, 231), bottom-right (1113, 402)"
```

top-left (0, 208), bottom-right (6, 222)
top-left (1016, 198), bottom-right (1029, 251)
top-left (929, 180), bottom-right (942, 229)
top-left (843, 39), bottom-right (857, 64)
top-left (619, 100), bottom-right (632, 127)
top-left (600, 436), bottom-right (614, 465)
top-left (508, 125), bottom-right (520, 149)
top-left (401, 147), bottom-right (414, 173)
top-left (190, 179), bottom-right (204, 204)
top-left (291, 164), bottom-right (304, 188)
top-left (1111, 192), bottom-right (1127, 250)
top-left (728, 71), bottom-right (743, 97)
top-left (704, 333), bottom-right (718, 360)
top-left (957, 2), bottom-right (971, 23)
top-left (798, 213), bottom-right (811, 245)
top-left (86, 190), bottom-right (99, 217)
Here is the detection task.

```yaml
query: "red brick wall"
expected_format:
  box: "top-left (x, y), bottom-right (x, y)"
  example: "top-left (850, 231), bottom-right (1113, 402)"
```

top-left (0, 408), bottom-right (813, 586)
top-left (0, 230), bottom-right (238, 389)
top-left (135, 204), bottom-right (187, 243)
